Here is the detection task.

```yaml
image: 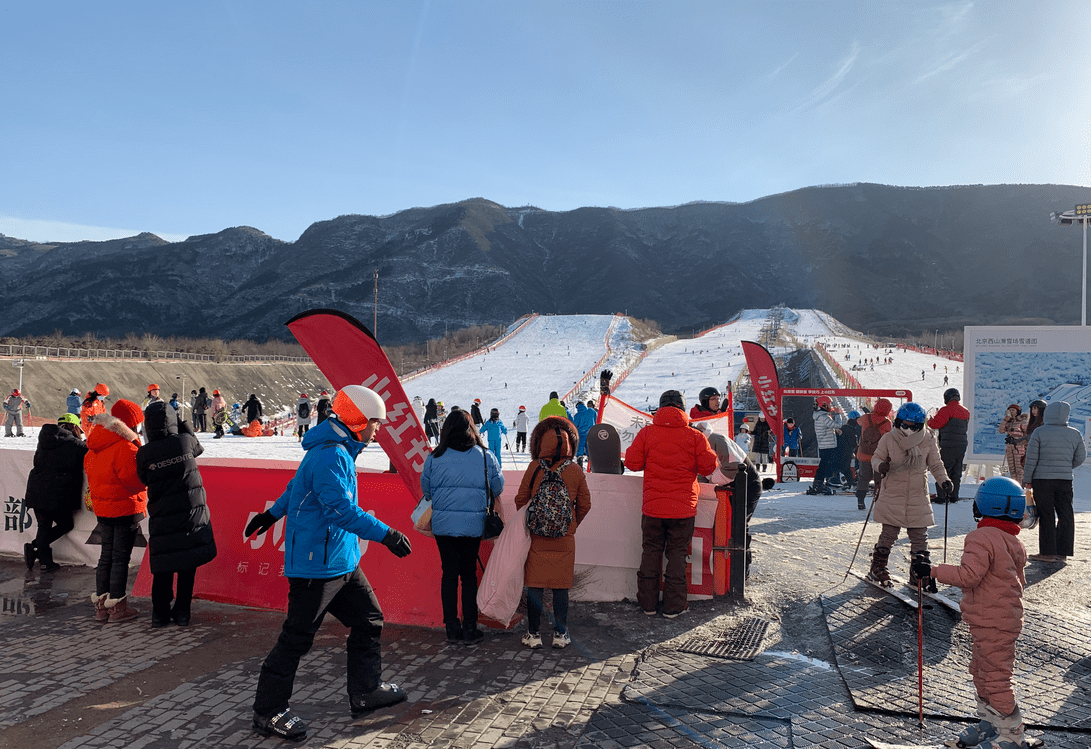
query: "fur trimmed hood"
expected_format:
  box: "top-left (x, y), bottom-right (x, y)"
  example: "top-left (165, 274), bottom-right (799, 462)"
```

top-left (87, 413), bottom-right (140, 452)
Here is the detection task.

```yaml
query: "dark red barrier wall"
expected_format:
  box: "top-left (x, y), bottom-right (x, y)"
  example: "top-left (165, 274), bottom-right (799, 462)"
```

top-left (132, 465), bottom-right (469, 628)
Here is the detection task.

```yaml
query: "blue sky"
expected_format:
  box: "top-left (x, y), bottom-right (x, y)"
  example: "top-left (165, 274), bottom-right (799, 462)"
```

top-left (1, 1), bottom-right (1088, 243)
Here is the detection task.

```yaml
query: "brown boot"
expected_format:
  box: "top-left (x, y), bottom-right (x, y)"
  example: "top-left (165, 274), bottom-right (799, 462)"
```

top-left (91, 593), bottom-right (110, 622)
top-left (105, 595), bottom-right (140, 623)
top-left (866, 545), bottom-right (892, 587)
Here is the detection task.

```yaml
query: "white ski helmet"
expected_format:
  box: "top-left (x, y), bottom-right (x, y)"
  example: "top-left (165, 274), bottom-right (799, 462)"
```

top-left (332, 385), bottom-right (386, 434)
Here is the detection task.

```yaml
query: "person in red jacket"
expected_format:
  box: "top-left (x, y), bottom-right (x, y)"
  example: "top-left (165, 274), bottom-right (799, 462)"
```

top-left (624, 390), bottom-right (718, 618)
top-left (854, 398), bottom-right (893, 511)
top-left (927, 388), bottom-right (971, 504)
top-left (85, 399), bottom-right (148, 624)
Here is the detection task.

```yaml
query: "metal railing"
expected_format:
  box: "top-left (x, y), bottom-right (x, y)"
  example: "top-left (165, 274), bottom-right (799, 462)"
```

top-left (0, 344), bottom-right (310, 364)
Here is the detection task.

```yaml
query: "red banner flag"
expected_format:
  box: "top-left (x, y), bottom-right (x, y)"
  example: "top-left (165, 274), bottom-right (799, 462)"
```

top-left (286, 309), bottom-right (431, 501)
top-left (741, 340), bottom-right (782, 469)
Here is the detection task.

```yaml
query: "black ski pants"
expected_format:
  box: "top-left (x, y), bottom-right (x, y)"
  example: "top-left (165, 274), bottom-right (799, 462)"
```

top-left (1033, 479), bottom-right (1074, 557)
top-left (938, 446), bottom-right (966, 501)
top-left (254, 569), bottom-right (384, 718)
top-left (95, 515), bottom-right (141, 599)
top-left (32, 508), bottom-right (75, 566)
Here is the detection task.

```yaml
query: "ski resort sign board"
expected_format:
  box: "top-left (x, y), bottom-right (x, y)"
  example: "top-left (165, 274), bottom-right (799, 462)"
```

top-left (964, 325), bottom-right (1091, 463)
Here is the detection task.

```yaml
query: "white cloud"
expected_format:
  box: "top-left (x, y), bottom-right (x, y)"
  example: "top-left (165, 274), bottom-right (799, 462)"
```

top-left (0, 216), bottom-right (188, 244)
top-left (792, 41), bottom-right (861, 113)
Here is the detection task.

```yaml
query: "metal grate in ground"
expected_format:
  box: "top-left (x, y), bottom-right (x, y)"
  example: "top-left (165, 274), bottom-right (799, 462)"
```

top-left (676, 616), bottom-right (771, 661)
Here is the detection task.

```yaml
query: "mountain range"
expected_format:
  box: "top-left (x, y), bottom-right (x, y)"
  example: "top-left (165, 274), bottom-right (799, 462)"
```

top-left (1, 182), bottom-right (1087, 344)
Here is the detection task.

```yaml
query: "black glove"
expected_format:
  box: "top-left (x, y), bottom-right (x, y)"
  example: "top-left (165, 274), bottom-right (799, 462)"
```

top-left (599, 369), bottom-right (613, 397)
top-left (382, 528), bottom-right (412, 558)
top-left (1004, 434), bottom-right (1015, 445)
top-left (911, 559), bottom-right (932, 581)
top-left (877, 460), bottom-right (891, 477)
top-left (245, 510), bottom-right (276, 538)
top-left (941, 480), bottom-right (954, 495)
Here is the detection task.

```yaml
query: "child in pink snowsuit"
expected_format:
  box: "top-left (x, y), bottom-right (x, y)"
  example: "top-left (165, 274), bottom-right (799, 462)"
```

top-left (919, 476), bottom-right (1029, 749)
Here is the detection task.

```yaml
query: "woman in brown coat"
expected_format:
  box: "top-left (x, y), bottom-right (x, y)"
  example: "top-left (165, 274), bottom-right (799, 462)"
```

top-left (514, 416), bottom-right (591, 650)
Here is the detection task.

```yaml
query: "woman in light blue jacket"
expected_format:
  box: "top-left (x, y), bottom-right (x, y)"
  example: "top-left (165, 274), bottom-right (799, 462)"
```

top-left (420, 408), bottom-right (504, 646)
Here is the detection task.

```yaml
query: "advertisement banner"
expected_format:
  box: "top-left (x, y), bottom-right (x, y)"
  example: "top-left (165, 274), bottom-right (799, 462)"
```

top-left (964, 326), bottom-right (1091, 462)
top-left (286, 309), bottom-right (432, 502)
top-left (741, 341), bottom-right (782, 471)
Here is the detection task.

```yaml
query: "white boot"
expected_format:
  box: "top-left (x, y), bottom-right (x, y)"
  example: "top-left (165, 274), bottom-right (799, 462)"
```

top-left (949, 695), bottom-right (997, 747)
top-left (978, 704), bottom-right (1026, 749)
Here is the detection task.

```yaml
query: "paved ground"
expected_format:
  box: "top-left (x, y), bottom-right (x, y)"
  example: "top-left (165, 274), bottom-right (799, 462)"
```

top-left (3, 487), bottom-right (1089, 749)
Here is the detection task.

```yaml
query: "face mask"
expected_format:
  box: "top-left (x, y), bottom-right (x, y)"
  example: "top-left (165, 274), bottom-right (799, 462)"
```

top-left (97, 395), bottom-right (105, 401)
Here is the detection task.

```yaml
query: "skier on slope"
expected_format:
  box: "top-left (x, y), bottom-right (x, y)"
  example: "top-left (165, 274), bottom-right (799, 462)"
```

top-left (865, 402), bottom-right (952, 588)
top-left (513, 406), bottom-right (529, 453)
top-left (478, 408), bottom-right (508, 467)
top-left (470, 399), bottom-right (484, 427)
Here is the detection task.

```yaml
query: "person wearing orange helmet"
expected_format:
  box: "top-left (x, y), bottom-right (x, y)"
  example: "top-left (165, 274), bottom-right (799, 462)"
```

top-left (80, 384), bottom-right (109, 436)
top-left (245, 385), bottom-right (413, 741)
top-left (210, 389), bottom-right (228, 439)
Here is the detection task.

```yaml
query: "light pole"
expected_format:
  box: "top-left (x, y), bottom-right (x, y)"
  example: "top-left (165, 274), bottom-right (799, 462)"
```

top-left (1052, 205), bottom-right (1091, 325)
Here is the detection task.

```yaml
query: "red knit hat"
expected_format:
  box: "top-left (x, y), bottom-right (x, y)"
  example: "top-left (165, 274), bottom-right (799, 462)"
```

top-left (111, 399), bottom-right (144, 429)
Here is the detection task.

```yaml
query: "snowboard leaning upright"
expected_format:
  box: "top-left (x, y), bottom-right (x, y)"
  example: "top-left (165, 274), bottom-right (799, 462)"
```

top-left (587, 423), bottom-right (623, 474)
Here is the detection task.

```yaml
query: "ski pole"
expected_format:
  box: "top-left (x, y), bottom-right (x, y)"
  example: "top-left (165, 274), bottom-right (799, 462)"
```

top-left (819, 480), bottom-right (879, 597)
top-left (942, 489), bottom-right (950, 564)
top-left (917, 576), bottom-right (925, 728)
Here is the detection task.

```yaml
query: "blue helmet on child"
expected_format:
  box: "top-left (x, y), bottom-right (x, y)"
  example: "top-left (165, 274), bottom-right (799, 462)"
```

top-left (848, 410), bottom-right (861, 420)
top-left (895, 402), bottom-right (927, 425)
top-left (974, 477), bottom-right (1025, 521)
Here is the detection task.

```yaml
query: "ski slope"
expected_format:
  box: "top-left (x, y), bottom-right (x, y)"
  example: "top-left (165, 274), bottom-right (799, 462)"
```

top-left (612, 309), bottom-right (779, 412)
top-left (402, 314), bottom-right (633, 425)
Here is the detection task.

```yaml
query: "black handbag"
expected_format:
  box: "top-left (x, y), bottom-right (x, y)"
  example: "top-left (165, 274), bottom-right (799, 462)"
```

top-left (482, 449), bottom-right (504, 540)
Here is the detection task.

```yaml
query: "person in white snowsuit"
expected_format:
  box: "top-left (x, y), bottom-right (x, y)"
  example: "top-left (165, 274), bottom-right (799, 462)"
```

top-left (734, 425), bottom-right (751, 452)
top-left (4, 389), bottom-right (31, 437)
top-left (513, 406), bottom-right (529, 452)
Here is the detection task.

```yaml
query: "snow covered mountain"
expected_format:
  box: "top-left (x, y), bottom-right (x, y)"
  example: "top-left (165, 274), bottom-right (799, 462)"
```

top-left (1, 182), bottom-right (1086, 343)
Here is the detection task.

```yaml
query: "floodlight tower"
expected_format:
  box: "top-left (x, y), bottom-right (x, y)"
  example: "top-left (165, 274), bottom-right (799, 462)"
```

top-left (1051, 204), bottom-right (1091, 326)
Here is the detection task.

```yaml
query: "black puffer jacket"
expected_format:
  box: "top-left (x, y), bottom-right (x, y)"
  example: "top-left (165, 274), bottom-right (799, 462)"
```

top-left (751, 419), bottom-right (772, 453)
top-left (244, 395), bottom-right (263, 423)
top-left (25, 424), bottom-right (87, 513)
top-left (136, 402), bottom-right (217, 574)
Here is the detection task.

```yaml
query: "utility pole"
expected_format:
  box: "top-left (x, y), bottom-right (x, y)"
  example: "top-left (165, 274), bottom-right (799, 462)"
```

top-left (373, 270), bottom-right (379, 336)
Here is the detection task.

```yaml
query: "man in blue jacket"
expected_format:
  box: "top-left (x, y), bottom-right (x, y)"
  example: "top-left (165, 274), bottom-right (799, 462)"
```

top-left (245, 385), bottom-right (414, 742)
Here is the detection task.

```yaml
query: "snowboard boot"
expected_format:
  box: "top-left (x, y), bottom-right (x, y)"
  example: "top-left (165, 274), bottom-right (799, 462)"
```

top-left (978, 704), bottom-right (1026, 749)
top-left (91, 593), bottom-right (110, 622)
top-left (909, 551), bottom-right (938, 593)
top-left (866, 546), bottom-right (892, 587)
top-left (805, 480), bottom-right (825, 496)
top-left (105, 595), bottom-right (140, 623)
top-left (951, 696), bottom-right (999, 748)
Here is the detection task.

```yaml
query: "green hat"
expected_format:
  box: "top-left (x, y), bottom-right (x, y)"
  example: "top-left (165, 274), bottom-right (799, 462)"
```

top-left (57, 413), bottom-right (80, 426)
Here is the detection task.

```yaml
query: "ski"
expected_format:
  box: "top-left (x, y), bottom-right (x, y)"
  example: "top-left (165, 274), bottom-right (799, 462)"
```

top-left (868, 739), bottom-right (1043, 749)
top-left (888, 573), bottom-right (962, 615)
top-left (848, 569), bottom-right (920, 609)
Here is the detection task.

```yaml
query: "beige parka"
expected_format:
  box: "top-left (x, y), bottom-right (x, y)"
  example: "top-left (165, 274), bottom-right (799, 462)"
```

top-left (871, 427), bottom-right (950, 528)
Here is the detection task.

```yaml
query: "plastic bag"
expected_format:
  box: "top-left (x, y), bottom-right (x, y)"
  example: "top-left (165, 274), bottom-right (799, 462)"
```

top-left (1020, 486), bottom-right (1039, 530)
top-left (477, 498), bottom-right (531, 627)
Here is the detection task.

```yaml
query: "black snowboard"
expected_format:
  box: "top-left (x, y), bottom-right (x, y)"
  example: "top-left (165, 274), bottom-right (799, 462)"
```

top-left (587, 423), bottom-right (623, 474)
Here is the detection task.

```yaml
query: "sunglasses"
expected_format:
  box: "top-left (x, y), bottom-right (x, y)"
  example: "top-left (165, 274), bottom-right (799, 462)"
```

top-left (899, 421), bottom-right (924, 432)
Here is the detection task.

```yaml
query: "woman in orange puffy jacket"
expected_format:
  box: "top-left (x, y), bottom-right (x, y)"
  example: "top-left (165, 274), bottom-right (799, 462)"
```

top-left (80, 383), bottom-right (110, 435)
top-left (85, 399), bottom-right (147, 624)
